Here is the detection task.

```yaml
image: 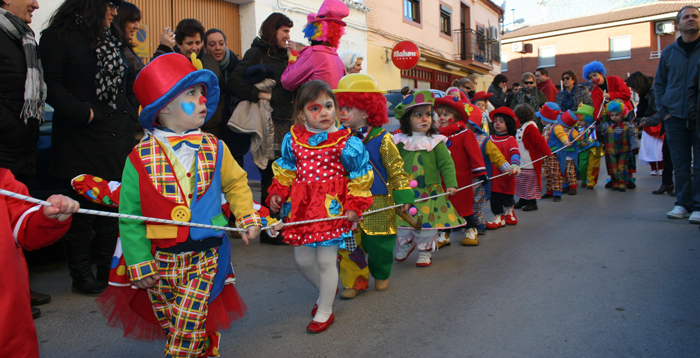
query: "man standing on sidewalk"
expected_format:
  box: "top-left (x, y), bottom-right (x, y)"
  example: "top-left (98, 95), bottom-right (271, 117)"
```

top-left (652, 5), bottom-right (700, 223)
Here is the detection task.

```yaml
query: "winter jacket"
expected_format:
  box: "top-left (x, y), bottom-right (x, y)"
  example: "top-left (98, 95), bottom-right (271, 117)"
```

top-left (537, 79), bottom-right (558, 102)
top-left (656, 36), bottom-right (700, 120)
top-left (555, 85), bottom-right (592, 112)
top-left (685, 52), bottom-right (700, 137)
top-left (229, 37), bottom-right (293, 121)
top-left (591, 76), bottom-right (632, 121)
top-left (0, 29), bottom-right (40, 181)
top-left (487, 84), bottom-right (507, 108)
top-left (40, 21), bottom-right (138, 181)
top-left (281, 45), bottom-right (345, 91)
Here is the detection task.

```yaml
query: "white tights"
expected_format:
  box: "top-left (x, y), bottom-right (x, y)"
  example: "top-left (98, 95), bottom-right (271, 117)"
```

top-left (294, 245), bottom-right (339, 322)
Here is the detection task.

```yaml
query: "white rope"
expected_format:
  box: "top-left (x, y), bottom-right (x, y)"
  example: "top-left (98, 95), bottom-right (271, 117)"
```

top-left (0, 124), bottom-right (595, 231)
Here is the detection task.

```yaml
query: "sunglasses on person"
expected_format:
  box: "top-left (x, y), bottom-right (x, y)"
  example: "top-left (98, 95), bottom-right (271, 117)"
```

top-left (108, 2), bottom-right (119, 10)
top-left (562, 76), bottom-right (572, 80)
top-left (523, 81), bottom-right (535, 85)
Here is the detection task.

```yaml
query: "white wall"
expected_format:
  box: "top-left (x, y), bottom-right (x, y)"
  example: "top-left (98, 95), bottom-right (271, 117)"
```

top-left (239, 0), bottom-right (368, 72)
top-left (31, 0), bottom-right (63, 38)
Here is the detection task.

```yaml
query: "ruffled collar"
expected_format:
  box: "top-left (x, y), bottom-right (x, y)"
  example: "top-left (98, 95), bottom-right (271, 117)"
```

top-left (438, 122), bottom-right (468, 136)
top-left (394, 131), bottom-right (447, 152)
top-left (292, 124), bottom-right (350, 149)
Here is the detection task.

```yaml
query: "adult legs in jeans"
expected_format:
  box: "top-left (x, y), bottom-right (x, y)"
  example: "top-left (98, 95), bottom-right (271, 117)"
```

top-left (64, 193), bottom-right (118, 295)
top-left (665, 117), bottom-right (700, 212)
top-left (662, 135), bottom-right (675, 187)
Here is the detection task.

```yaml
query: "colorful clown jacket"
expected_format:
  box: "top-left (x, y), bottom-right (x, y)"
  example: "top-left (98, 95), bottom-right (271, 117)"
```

top-left (353, 126), bottom-right (414, 235)
top-left (119, 131), bottom-right (260, 285)
top-left (267, 124), bottom-right (374, 247)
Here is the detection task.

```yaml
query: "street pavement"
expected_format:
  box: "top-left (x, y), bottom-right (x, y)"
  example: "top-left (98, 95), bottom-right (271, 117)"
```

top-left (31, 169), bottom-right (700, 358)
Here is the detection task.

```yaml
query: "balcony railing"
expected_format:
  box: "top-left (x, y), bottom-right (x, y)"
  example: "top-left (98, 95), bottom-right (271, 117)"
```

top-left (453, 28), bottom-right (500, 66)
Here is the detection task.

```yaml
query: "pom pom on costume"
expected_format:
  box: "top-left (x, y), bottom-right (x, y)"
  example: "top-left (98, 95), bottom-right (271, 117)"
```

top-left (408, 207), bottom-right (417, 216)
top-left (583, 61), bottom-right (606, 80)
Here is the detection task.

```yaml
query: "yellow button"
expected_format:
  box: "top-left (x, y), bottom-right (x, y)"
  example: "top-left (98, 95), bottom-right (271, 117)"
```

top-left (171, 205), bottom-right (191, 222)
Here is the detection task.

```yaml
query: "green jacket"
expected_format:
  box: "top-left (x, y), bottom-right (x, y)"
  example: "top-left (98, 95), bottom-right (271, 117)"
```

top-left (396, 140), bottom-right (458, 188)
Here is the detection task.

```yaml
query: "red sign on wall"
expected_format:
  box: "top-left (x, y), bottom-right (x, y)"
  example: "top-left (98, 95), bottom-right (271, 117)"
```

top-left (391, 41), bottom-right (420, 70)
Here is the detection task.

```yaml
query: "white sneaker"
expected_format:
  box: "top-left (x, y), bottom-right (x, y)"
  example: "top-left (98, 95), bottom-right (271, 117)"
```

top-left (394, 241), bottom-right (415, 262)
top-left (416, 250), bottom-right (432, 267)
top-left (667, 205), bottom-right (689, 219)
top-left (689, 211), bottom-right (700, 224)
top-left (658, 169), bottom-right (663, 176)
top-left (650, 170), bottom-right (657, 176)
top-left (437, 231), bottom-right (451, 248)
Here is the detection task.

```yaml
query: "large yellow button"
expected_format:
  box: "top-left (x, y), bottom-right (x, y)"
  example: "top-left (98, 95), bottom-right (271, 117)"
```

top-left (171, 205), bottom-right (191, 222)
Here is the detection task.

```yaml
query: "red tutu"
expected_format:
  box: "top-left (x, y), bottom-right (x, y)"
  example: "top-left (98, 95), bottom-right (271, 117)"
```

top-left (96, 283), bottom-right (247, 341)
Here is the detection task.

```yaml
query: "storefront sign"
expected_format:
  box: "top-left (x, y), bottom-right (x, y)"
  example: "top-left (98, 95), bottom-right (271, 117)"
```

top-left (391, 41), bottom-right (420, 70)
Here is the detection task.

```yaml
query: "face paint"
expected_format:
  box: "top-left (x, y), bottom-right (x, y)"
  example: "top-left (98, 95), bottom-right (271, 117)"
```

top-left (306, 102), bottom-right (323, 120)
top-left (181, 101), bottom-right (196, 116)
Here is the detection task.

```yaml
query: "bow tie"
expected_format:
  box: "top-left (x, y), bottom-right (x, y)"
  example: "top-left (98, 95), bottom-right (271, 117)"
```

top-left (167, 133), bottom-right (203, 151)
top-left (354, 126), bottom-right (370, 140)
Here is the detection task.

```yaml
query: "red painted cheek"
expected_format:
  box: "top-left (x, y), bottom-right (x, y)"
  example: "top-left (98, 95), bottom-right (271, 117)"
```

top-left (306, 103), bottom-right (322, 120)
top-left (199, 96), bottom-right (207, 105)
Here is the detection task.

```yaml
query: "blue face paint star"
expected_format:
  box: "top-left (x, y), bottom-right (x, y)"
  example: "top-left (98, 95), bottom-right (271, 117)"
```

top-left (181, 101), bottom-right (196, 116)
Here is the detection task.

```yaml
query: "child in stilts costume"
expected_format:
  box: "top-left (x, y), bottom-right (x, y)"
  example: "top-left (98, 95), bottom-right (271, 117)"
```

top-left (485, 107), bottom-right (521, 230)
top-left (267, 80), bottom-right (374, 332)
top-left (513, 104), bottom-right (551, 212)
top-left (334, 74), bottom-right (414, 299)
top-left (462, 106), bottom-right (512, 235)
top-left (574, 104), bottom-right (603, 189)
top-left (119, 53), bottom-right (262, 358)
top-left (597, 100), bottom-right (639, 191)
top-left (435, 96), bottom-right (487, 246)
top-left (392, 90), bottom-right (466, 267)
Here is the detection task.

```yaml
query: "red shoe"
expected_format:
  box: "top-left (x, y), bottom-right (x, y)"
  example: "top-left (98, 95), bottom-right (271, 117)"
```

top-left (307, 314), bottom-right (335, 333)
top-left (504, 207), bottom-right (518, 225)
top-left (485, 214), bottom-right (506, 230)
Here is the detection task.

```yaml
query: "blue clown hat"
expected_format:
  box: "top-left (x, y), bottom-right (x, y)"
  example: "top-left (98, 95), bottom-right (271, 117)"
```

top-left (134, 53), bottom-right (220, 131)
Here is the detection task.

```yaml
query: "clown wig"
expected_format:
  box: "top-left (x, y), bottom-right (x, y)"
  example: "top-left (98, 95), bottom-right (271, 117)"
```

top-left (335, 92), bottom-right (389, 127)
top-left (606, 99), bottom-right (628, 117)
top-left (583, 61), bottom-right (606, 81)
top-left (303, 21), bottom-right (345, 48)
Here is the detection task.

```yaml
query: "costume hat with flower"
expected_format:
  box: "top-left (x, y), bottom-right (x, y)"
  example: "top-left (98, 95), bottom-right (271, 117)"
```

top-left (134, 53), bottom-right (220, 131)
top-left (303, 0), bottom-right (349, 48)
top-left (557, 110), bottom-right (578, 129)
top-left (536, 102), bottom-right (561, 124)
top-left (574, 103), bottom-right (595, 124)
top-left (435, 95), bottom-right (480, 124)
top-left (334, 74), bottom-right (388, 126)
top-left (394, 90), bottom-right (435, 120)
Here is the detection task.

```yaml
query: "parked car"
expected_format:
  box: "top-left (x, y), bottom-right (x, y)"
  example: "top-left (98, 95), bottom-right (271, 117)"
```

top-left (383, 89), bottom-right (445, 132)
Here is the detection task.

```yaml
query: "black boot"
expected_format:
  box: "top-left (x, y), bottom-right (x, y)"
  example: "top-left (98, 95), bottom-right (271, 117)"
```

top-left (514, 199), bottom-right (527, 209)
top-left (63, 216), bottom-right (107, 296)
top-left (653, 184), bottom-right (674, 195)
top-left (92, 216), bottom-right (119, 283)
top-left (522, 200), bottom-right (538, 211)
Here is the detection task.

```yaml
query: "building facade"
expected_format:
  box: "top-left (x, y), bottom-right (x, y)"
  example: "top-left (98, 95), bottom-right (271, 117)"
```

top-left (365, 0), bottom-right (504, 92)
top-left (500, 2), bottom-right (698, 88)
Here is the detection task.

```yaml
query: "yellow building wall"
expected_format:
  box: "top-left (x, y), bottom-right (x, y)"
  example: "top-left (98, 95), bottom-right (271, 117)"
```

top-left (367, 42), bottom-right (402, 90)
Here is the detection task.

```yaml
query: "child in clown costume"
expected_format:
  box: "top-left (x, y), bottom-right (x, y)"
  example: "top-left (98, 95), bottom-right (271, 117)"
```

top-left (541, 103), bottom-right (578, 201)
top-left (118, 53), bottom-right (262, 358)
top-left (267, 80), bottom-right (374, 333)
top-left (512, 104), bottom-right (551, 212)
top-left (597, 100), bottom-right (639, 191)
top-left (281, 0), bottom-right (348, 91)
top-left (574, 103), bottom-right (603, 189)
top-left (392, 90), bottom-right (465, 267)
top-left (334, 74), bottom-right (414, 299)
top-left (434, 96), bottom-right (487, 246)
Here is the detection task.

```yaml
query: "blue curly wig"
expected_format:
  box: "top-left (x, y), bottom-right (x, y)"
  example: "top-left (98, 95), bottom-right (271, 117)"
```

top-left (606, 100), bottom-right (623, 114)
top-left (583, 61), bottom-right (606, 81)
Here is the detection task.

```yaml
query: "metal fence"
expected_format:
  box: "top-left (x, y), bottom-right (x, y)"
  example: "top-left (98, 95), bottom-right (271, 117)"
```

top-left (453, 28), bottom-right (500, 65)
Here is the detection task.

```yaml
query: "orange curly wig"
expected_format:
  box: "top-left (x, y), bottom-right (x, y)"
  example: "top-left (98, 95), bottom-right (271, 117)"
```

top-left (335, 92), bottom-right (388, 127)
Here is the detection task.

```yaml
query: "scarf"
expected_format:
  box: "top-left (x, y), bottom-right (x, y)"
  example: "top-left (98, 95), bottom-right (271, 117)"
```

top-left (0, 8), bottom-right (46, 124)
top-left (82, 14), bottom-right (126, 110)
top-left (217, 48), bottom-right (230, 84)
top-left (514, 86), bottom-right (541, 111)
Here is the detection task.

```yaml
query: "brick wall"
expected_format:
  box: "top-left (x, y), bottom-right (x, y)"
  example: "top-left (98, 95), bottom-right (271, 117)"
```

top-left (501, 21), bottom-right (677, 88)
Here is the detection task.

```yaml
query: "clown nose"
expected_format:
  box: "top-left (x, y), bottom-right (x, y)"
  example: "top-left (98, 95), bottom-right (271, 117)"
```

top-left (199, 96), bottom-right (207, 105)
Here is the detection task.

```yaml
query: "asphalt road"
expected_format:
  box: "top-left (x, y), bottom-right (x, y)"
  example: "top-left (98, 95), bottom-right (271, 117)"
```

top-left (31, 170), bottom-right (700, 358)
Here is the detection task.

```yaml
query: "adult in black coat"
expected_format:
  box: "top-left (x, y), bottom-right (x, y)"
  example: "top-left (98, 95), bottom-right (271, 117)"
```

top-left (0, 0), bottom-right (42, 183)
top-left (487, 74), bottom-right (508, 109)
top-left (229, 12), bottom-right (294, 245)
top-left (40, 0), bottom-right (137, 295)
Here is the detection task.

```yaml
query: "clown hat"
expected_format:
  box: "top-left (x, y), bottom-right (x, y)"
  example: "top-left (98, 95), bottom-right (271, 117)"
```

top-left (435, 95), bottom-right (479, 124)
top-left (445, 87), bottom-right (471, 103)
top-left (394, 90), bottom-right (435, 120)
top-left (307, 0), bottom-right (349, 26)
top-left (574, 103), bottom-right (595, 124)
top-left (490, 106), bottom-right (521, 129)
top-left (333, 74), bottom-right (385, 93)
top-left (557, 110), bottom-right (578, 129)
top-left (472, 91), bottom-right (493, 102)
top-left (134, 53), bottom-right (220, 131)
top-left (536, 102), bottom-right (561, 124)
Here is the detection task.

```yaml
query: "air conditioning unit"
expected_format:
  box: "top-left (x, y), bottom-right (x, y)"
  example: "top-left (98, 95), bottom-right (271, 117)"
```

top-left (655, 21), bottom-right (674, 35)
top-left (489, 26), bottom-right (500, 40)
top-left (512, 42), bottom-right (523, 52)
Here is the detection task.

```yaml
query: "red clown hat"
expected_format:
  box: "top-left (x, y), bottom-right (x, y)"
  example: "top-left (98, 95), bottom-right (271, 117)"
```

top-left (490, 106), bottom-right (521, 128)
top-left (307, 0), bottom-right (349, 26)
top-left (557, 109), bottom-right (578, 129)
top-left (435, 95), bottom-right (481, 124)
top-left (134, 53), bottom-right (220, 130)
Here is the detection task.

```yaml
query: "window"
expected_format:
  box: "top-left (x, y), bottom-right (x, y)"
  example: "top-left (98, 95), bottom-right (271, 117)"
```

top-left (538, 46), bottom-right (555, 67)
top-left (501, 52), bottom-right (508, 72)
top-left (440, 4), bottom-right (452, 35)
top-left (610, 35), bottom-right (631, 60)
top-left (404, 0), bottom-right (420, 24)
